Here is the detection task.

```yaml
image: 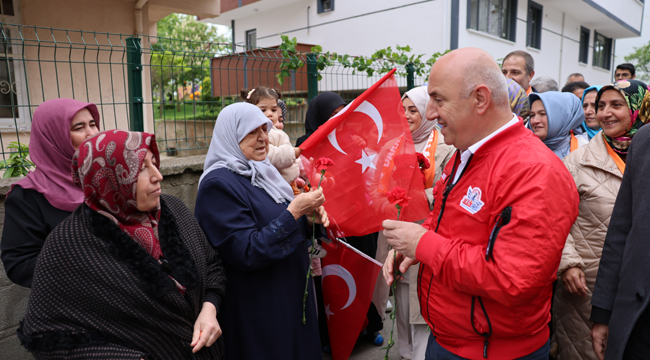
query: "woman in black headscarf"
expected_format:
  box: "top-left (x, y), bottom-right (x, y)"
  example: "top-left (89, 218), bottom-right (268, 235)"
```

top-left (295, 92), bottom-right (346, 146)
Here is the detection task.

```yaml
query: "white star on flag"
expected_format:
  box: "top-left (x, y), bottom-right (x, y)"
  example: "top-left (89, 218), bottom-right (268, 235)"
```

top-left (325, 303), bottom-right (334, 320)
top-left (355, 150), bottom-right (376, 173)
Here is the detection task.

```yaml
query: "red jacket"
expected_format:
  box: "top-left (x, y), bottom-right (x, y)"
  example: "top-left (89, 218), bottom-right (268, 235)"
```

top-left (417, 122), bottom-right (579, 359)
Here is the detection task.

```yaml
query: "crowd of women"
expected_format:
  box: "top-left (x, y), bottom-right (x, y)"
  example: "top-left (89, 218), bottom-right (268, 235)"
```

top-left (0, 59), bottom-right (647, 360)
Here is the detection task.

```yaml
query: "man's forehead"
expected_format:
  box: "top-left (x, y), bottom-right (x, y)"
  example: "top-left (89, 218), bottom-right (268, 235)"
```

top-left (503, 56), bottom-right (525, 69)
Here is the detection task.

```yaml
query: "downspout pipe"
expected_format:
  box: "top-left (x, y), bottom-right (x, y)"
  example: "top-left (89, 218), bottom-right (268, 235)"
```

top-left (135, 0), bottom-right (148, 35)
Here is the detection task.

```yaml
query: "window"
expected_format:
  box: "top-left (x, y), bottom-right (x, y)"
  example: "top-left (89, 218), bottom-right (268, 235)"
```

top-left (593, 32), bottom-right (612, 70)
top-left (0, 0), bottom-right (29, 130)
top-left (527, 1), bottom-right (542, 49)
top-left (579, 27), bottom-right (590, 64)
top-left (468, 0), bottom-right (517, 41)
top-left (245, 29), bottom-right (256, 49)
top-left (317, 0), bottom-right (334, 14)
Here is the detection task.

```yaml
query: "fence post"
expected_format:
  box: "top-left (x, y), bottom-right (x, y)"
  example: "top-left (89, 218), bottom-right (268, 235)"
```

top-left (126, 37), bottom-right (144, 132)
top-left (307, 53), bottom-right (318, 103)
top-left (406, 63), bottom-right (415, 91)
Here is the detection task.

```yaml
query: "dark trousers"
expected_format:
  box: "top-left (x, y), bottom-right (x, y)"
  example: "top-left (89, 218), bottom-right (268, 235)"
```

top-left (425, 334), bottom-right (550, 360)
top-left (623, 304), bottom-right (650, 359)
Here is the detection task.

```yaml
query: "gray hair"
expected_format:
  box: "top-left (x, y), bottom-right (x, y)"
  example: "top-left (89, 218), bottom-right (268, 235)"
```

top-left (530, 76), bottom-right (559, 93)
top-left (462, 61), bottom-right (509, 107)
top-left (503, 50), bottom-right (535, 75)
top-left (566, 72), bottom-right (584, 83)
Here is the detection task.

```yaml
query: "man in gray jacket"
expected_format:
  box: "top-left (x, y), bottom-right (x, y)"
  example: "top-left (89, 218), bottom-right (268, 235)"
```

top-left (591, 124), bottom-right (650, 360)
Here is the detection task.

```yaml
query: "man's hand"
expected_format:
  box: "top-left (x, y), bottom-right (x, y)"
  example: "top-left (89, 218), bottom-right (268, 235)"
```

top-left (591, 323), bottom-right (608, 360)
top-left (383, 249), bottom-right (418, 286)
top-left (191, 302), bottom-right (222, 353)
top-left (561, 267), bottom-right (588, 297)
top-left (382, 220), bottom-right (427, 259)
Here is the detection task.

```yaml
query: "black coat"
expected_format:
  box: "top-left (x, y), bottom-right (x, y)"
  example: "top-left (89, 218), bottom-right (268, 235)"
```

top-left (591, 125), bottom-right (650, 359)
top-left (1, 186), bottom-right (71, 287)
top-left (18, 194), bottom-right (226, 360)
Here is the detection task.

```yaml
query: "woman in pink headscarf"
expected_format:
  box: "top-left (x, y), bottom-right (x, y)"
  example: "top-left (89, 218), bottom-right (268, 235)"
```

top-left (1, 98), bottom-right (100, 287)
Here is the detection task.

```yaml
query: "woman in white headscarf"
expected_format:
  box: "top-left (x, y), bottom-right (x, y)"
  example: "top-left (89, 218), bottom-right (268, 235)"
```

top-left (372, 86), bottom-right (455, 360)
top-left (195, 102), bottom-right (329, 360)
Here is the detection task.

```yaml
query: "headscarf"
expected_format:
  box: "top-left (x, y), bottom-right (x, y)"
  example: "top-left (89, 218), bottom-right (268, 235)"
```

top-left (295, 91), bottom-right (346, 146)
top-left (72, 130), bottom-right (162, 259)
top-left (580, 85), bottom-right (603, 140)
top-left (278, 99), bottom-right (288, 122)
top-left (200, 102), bottom-right (294, 204)
top-left (12, 98), bottom-right (100, 212)
top-left (402, 86), bottom-right (437, 145)
top-left (506, 78), bottom-right (530, 119)
top-left (595, 79), bottom-right (650, 154)
top-left (527, 91), bottom-right (585, 158)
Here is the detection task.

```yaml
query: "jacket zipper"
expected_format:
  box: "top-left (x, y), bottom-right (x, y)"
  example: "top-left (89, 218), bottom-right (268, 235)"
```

top-left (421, 151), bottom-right (473, 336)
top-left (472, 206), bottom-right (513, 358)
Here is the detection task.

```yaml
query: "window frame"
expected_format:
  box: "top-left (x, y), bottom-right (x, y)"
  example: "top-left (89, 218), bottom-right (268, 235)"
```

top-left (466, 0), bottom-right (518, 42)
top-left (245, 29), bottom-right (256, 49)
top-left (593, 31), bottom-right (612, 70)
top-left (0, 0), bottom-right (29, 131)
top-left (317, 0), bottom-right (335, 14)
top-left (526, 1), bottom-right (543, 49)
top-left (579, 26), bottom-right (590, 64)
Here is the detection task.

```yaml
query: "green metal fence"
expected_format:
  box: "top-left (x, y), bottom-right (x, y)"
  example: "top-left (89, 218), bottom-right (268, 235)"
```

top-left (0, 23), bottom-right (428, 176)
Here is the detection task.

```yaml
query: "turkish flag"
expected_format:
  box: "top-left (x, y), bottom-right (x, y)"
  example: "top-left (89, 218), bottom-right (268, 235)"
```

top-left (321, 239), bottom-right (382, 360)
top-left (300, 69), bottom-right (429, 237)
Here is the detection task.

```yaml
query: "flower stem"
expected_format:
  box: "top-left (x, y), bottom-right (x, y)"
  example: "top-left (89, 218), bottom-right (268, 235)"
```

top-left (384, 207), bottom-right (401, 359)
top-left (302, 170), bottom-right (326, 324)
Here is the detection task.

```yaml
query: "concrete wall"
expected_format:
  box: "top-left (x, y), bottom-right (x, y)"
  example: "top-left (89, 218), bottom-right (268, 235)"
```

top-left (0, 154), bottom-right (207, 360)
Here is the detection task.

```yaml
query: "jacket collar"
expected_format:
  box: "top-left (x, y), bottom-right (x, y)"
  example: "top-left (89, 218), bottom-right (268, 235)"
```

top-left (471, 120), bottom-right (535, 158)
top-left (578, 132), bottom-right (623, 178)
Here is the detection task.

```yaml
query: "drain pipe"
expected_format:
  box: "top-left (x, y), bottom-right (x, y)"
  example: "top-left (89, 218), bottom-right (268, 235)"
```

top-left (135, 0), bottom-right (148, 35)
top-left (558, 12), bottom-right (565, 85)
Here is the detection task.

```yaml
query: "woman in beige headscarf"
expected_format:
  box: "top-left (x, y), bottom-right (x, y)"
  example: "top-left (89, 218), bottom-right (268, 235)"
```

top-left (372, 86), bottom-right (455, 360)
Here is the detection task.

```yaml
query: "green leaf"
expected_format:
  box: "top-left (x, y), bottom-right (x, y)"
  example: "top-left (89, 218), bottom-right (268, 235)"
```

top-left (3, 167), bottom-right (15, 178)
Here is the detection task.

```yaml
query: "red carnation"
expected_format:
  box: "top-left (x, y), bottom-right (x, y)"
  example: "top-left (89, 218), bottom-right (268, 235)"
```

top-left (387, 186), bottom-right (411, 208)
top-left (315, 157), bottom-right (335, 172)
top-left (416, 152), bottom-right (430, 170)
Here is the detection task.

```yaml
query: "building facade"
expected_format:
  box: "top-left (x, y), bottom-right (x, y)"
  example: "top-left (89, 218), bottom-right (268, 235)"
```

top-left (204, 0), bottom-right (645, 86)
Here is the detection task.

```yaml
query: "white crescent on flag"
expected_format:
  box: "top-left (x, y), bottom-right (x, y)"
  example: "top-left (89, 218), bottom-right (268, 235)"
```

top-left (326, 100), bottom-right (383, 156)
top-left (322, 264), bottom-right (357, 310)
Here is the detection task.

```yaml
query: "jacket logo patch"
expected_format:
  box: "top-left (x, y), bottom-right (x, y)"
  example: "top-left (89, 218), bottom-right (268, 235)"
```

top-left (460, 186), bottom-right (484, 214)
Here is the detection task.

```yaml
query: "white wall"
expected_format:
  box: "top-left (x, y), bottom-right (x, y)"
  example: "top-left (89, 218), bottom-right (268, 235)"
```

top-left (226, 0), bottom-right (448, 61)
top-left (457, 0), bottom-right (613, 86)
top-left (593, 0), bottom-right (643, 34)
top-left (615, 3), bottom-right (650, 73)
top-left (208, 0), bottom-right (637, 88)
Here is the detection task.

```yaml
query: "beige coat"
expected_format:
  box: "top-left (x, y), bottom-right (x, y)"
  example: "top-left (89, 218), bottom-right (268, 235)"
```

top-left (373, 129), bottom-right (455, 324)
top-left (552, 133), bottom-right (622, 360)
top-left (267, 127), bottom-right (300, 184)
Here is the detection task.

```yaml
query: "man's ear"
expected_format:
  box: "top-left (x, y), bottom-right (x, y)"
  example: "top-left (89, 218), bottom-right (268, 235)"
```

top-left (474, 85), bottom-right (491, 115)
top-left (528, 71), bottom-right (535, 83)
top-left (632, 74), bottom-right (637, 79)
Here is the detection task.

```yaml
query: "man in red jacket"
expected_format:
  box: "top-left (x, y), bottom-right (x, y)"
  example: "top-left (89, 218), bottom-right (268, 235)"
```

top-left (383, 48), bottom-right (579, 359)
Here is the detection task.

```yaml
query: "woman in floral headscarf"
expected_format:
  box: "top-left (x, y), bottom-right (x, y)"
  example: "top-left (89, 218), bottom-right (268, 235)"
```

top-left (552, 79), bottom-right (649, 360)
top-left (506, 78), bottom-right (530, 121)
top-left (18, 130), bottom-right (226, 360)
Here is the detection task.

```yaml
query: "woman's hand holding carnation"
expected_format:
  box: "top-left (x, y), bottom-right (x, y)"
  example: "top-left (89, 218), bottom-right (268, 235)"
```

top-left (287, 187), bottom-right (325, 219)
